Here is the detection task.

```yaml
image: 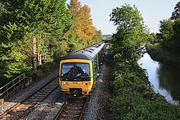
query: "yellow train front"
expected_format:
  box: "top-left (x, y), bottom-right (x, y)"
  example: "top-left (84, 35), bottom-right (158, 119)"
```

top-left (59, 43), bottom-right (105, 97)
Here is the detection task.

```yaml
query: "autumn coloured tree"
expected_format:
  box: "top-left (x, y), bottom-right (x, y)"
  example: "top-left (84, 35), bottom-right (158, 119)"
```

top-left (69, 0), bottom-right (81, 16)
top-left (69, 0), bottom-right (99, 45)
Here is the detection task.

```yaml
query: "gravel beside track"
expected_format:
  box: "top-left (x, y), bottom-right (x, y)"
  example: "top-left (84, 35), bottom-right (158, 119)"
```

top-left (84, 62), bottom-right (111, 120)
top-left (2, 78), bottom-right (58, 119)
top-left (0, 70), bottom-right (58, 118)
top-left (25, 88), bottom-right (66, 120)
top-left (0, 58), bottom-right (111, 120)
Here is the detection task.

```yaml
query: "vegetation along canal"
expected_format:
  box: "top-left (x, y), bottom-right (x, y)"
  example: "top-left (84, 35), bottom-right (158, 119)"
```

top-left (138, 53), bottom-right (180, 104)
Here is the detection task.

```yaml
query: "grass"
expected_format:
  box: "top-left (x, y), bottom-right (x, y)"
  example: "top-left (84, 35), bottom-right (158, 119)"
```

top-left (109, 53), bottom-right (180, 120)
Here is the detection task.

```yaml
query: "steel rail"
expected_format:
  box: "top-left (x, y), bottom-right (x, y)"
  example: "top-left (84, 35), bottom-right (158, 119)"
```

top-left (53, 97), bottom-right (88, 120)
top-left (0, 76), bottom-right (58, 119)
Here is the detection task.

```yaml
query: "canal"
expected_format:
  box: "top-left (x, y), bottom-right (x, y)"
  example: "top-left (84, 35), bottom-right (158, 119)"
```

top-left (138, 53), bottom-right (180, 104)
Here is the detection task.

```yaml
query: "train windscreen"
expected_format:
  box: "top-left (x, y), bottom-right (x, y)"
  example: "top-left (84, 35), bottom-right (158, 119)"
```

top-left (61, 63), bottom-right (90, 81)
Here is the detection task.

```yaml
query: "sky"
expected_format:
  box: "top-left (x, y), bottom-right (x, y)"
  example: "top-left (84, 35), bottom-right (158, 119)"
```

top-left (66, 0), bottom-right (179, 34)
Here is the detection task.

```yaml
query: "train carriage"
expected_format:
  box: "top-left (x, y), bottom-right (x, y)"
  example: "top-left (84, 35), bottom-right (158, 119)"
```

top-left (59, 43), bottom-right (105, 96)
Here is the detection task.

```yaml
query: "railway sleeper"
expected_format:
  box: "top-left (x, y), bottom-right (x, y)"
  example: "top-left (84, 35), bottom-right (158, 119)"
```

top-left (66, 106), bottom-right (83, 110)
top-left (64, 110), bottom-right (81, 113)
top-left (61, 114), bottom-right (80, 118)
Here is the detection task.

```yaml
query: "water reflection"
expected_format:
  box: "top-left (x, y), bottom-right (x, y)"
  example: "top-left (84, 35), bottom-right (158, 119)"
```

top-left (138, 53), bottom-right (179, 104)
top-left (158, 65), bottom-right (180, 102)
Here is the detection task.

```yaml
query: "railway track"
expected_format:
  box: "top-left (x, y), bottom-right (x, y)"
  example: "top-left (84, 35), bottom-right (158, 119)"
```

top-left (0, 76), bottom-right (58, 120)
top-left (54, 97), bottom-right (88, 120)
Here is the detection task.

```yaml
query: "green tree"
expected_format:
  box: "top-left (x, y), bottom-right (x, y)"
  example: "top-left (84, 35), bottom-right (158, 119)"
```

top-left (109, 4), bottom-right (150, 120)
top-left (158, 19), bottom-right (174, 43)
top-left (0, 0), bottom-right (72, 83)
top-left (171, 1), bottom-right (180, 20)
top-left (110, 4), bottom-right (145, 61)
top-left (157, 19), bottom-right (180, 52)
top-left (172, 18), bottom-right (180, 51)
top-left (0, 2), bottom-right (6, 17)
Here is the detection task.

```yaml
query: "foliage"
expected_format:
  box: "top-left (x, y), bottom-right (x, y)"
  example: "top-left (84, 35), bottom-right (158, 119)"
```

top-left (156, 2), bottom-right (180, 52)
top-left (110, 4), bottom-right (144, 32)
top-left (27, 61), bottom-right (57, 81)
top-left (110, 4), bottom-right (145, 61)
top-left (145, 33), bottom-right (157, 45)
top-left (171, 1), bottom-right (180, 20)
top-left (0, 2), bottom-right (7, 17)
top-left (147, 44), bottom-right (180, 68)
top-left (147, 2), bottom-right (180, 66)
top-left (109, 4), bottom-right (180, 120)
top-left (0, 0), bottom-right (72, 81)
top-left (158, 19), bottom-right (174, 43)
top-left (0, 0), bottom-right (101, 86)
top-left (110, 59), bottom-right (180, 120)
top-left (68, 0), bottom-right (101, 46)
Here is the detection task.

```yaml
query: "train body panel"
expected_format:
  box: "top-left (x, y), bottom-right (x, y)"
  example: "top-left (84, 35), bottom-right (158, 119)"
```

top-left (58, 43), bottom-right (105, 96)
top-left (59, 59), bottom-right (94, 96)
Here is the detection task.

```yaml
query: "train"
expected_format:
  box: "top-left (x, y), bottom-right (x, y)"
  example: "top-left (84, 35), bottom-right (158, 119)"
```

top-left (58, 42), bottom-right (105, 96)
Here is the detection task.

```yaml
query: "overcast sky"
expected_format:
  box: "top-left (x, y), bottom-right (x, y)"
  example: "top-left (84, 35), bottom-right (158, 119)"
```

top-left (66, 0), bottom-right (179, 34)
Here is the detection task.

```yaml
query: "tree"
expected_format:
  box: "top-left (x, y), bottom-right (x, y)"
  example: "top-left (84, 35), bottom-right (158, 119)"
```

top-left (158, 19), bottom-right (174, 43)
top-left (157, 19), bottom-right (180, 52)
top-left (173, 18), bottom-right (180, 34)
top-left (69, 0), bottom-right (99, 46)
top-left (0, 2), bottom-right (6, 17)
top-left (77, 5), bottom-right (96, 44)
top-left (171, 1), bottom-right (180, 20)
top-left (0, 0), bottom-right (72, 82)
top-left (69, 0), bottom-right (81, 16)
top-left (172, 19), bottom-right (180, 51)
top-left (110, 4), bottom-right (145, 61)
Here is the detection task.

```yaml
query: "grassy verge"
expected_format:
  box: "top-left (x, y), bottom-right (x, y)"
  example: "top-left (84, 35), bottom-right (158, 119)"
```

top-left (147, 44), bottom-right (180, 68)
top-left (109, 54), bottom-right (180, 120)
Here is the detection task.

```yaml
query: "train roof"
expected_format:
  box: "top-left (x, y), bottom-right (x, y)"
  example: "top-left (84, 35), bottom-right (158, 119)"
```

top-left (63, 42), bottom-right (105, 60)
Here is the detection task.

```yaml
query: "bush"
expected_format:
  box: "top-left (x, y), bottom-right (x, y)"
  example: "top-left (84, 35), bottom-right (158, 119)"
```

top-left (26, 61), bottom-right (58, 81)
top-left (147, 45), bottom-right (180, 68)
top-left (109, 54), bottom-right (180, 120)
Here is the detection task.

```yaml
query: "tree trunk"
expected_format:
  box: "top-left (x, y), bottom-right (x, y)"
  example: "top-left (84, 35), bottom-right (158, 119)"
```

top-left (37, 52), bottom-right (42, 66)
top-left (32, 36), bottom-right (37, 70)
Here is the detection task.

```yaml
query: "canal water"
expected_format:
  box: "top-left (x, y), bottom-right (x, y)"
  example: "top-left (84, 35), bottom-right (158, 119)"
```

top-left (138, 53), bottom-right (180, 104)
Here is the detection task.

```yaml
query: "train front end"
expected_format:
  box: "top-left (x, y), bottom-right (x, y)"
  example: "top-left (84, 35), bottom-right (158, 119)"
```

top-left (59, 59), bottom-right (93, 97)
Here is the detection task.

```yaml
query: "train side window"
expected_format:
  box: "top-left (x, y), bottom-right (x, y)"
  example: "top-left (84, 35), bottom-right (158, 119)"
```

top-left (93, 57), bottom-right (98, 72)
top-left (92, 57), bottom-right (98, 81)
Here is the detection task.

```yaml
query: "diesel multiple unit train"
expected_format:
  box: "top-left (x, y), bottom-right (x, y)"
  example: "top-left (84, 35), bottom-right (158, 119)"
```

top-left (59, 42), bottom-right (105, 96)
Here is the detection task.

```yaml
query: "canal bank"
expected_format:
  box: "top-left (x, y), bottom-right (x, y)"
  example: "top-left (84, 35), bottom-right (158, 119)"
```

top-left (110, 52), bottom-right (180, 120)
top-left (147, 45), bottom-right (180, 68)
top-left (138, 53), bottom-right (180, 104)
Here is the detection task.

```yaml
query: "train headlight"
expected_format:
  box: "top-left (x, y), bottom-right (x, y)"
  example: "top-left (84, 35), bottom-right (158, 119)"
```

top-left (62, 82), bottom-right (69, 85)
